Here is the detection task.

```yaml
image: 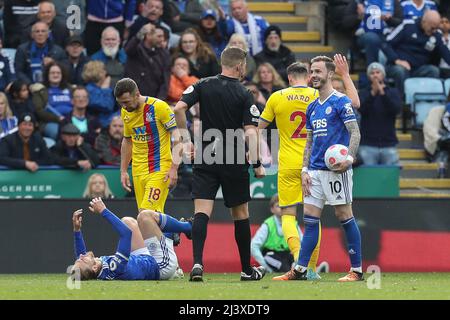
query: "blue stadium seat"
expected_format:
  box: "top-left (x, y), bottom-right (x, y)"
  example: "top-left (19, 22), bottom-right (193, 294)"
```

top-left (444, 78), bottom-right (450, 97)
top-left (1, 48), bottom-right (16, 75)
top-left (404, 77), bottom-right (447, 127)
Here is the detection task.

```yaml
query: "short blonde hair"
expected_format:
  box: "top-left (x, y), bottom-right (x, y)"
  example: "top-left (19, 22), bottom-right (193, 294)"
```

top-left (0, 92), bottom-right (13, 118)
top-left (82, 61), bottom-right (106, 84)
top-left (227, 33), bottom-right (249, 52)
top-left (221, 46), bottom-right (247, 68)
top-left (83, 173), bottom-right (114, 199)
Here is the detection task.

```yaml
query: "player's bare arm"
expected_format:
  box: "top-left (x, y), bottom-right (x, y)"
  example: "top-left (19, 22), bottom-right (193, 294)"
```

top-left (345, 120), bottom-right (361, 160)
top-left (332, 121), bottom-right (361, 173)
top-left (257, 119), bottom-right (270, 130)
top-left (120, 137), bottom-right (132, 192)
top-left (245, 124), bottom-right (265, 178)
top-left (334, 54), bottom-right (360, 109)
top-left (174, 101), bottom-right (194, 159)
top-left (165, 129), bottom-right (181, 189)
top-left (301, 131), bottom-right (313, 196)
top-left (73, 209), bottom-right (83, 232)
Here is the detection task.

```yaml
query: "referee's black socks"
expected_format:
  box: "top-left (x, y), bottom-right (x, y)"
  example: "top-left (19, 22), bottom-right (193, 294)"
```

top-left (192, 212), bottom-right (210, 266)
top-left (234, 218), bottom-right (253, 275)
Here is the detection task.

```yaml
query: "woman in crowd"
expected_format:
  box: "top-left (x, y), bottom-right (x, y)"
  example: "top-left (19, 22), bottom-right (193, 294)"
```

top-left (167, 56), bottom-right (199, 105)
top-left (172, 28), bottom-right (220, 79)
top-left (82, 173), bottom-right (114, 199)
top-left (82, 61), bottom-right (116, 128)
top-left (7, 80), bottom-right (35, 117)
top-left (195, 10), bottom-right (227, 61)
top-left (252, 62), bottom-right (286, 101)
top-left (0, 92), bottom-right (18, 139)
top-left (32, 62), bottom-right (71, 140)
top-left (227, 33), bottom-right (256, 80)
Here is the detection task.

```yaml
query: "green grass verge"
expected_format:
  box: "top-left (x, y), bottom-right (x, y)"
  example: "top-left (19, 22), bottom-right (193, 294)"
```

top-left (1, 273), bottom-right (450, 300)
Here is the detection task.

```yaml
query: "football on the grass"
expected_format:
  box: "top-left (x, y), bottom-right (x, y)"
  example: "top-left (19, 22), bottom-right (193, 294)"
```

top-left (324, 144), bottom-right (349, 170)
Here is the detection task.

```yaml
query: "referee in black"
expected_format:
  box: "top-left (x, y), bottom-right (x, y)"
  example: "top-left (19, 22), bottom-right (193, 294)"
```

top-left (173, 46), bottom-right (266, 282)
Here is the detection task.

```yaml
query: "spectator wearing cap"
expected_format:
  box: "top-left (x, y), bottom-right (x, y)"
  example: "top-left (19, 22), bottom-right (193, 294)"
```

top-left (196, 9), bottom-right (228, 60)
top-left (14, 21), bottom-right (67, 84)
top-left (167, 0), bottom-right (203, 33)
top-left (90, 26), bottom-right (127, 89)
top-left (37, 1), bottom-right (71, 48)
top-left (50, 123), bottom-right (100, 170)
top-left (254, 25), bottom-right (295, 83)
top-left (0, 113), bottom-right (54, 171)
top-left (219, 0), bottom-right (269, 56)
top-left (65, 35), bottom-right (90, 86)
top-left (128, 0), bottom-right (180, 49)
top-left (358, 62), bottom-right (402, 165)
top-left (94, 115), bottom-right (123, 166)
top-left (61, 86), bottom-right (101, 146)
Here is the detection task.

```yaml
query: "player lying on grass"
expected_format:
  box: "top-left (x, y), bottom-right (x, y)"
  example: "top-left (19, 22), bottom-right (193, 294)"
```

top-left (71, 198), bottom-right (191, 281)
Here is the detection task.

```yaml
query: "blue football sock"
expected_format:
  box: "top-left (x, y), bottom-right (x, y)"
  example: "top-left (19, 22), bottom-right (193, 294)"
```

top-left (158, 213), bottom-right (192, 234)
top-left (340, 217), bottom-right (362, 269)
top-left (298, 215), bottom-right (321, 268)
top-left (163, 232), bottom-right (174, 239)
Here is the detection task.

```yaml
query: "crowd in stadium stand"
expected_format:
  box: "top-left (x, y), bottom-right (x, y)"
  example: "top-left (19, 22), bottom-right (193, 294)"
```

top-left (0, 0), bottom-right (450, 187)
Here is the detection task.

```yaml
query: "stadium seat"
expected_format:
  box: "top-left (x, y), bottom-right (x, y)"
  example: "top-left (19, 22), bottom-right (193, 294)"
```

top-left (1, 48), bottom-right (16, 75)
top-left (404, 78), bottom-right (447, 127)
top-left (444, 78), bottom-right (450, 97)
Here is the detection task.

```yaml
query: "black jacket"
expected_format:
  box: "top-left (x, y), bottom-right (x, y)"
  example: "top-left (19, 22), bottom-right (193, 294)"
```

top-left (0, 131), bottom-right (54, 168)
top-left (48, 19), bottom-right (71, 48)
top-left (383, 19), bottom-right (450, 69)
top-left (124, 36), bottom-right (171, 100)
top-left (359, 86), bottom-right (402, 147)
top-left (66, 54), bottom-right (90, 86)
top-left (50, 140), bottom-right (100, 169)
top-left (3, 0), bottom-right (41, 48)
top-left (254, 45), bottom-right (296, 82)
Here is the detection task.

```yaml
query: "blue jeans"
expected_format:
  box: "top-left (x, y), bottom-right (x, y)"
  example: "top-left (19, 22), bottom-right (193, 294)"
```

top-left (357, 32), bottom-right (383, 65)
top-left (358, 145), bottom-right (399, 165)
top-left (387, 64), bottom-right (440, 95)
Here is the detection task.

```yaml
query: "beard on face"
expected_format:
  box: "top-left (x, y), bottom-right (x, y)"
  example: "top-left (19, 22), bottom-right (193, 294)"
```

top-left (312, 76), bottom-right (327, 89)
top-left (103, 44), bottom-right (120, 58)
top-left (268, 43), bottom-right (280, 52)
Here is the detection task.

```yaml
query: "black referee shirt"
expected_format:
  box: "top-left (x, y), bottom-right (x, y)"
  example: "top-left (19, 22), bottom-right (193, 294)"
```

top-left (180, 74), bottom-right (260, 165)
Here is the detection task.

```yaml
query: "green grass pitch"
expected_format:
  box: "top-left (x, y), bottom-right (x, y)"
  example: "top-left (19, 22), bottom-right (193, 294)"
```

top-left (1, 273), bottom-right (450, 300)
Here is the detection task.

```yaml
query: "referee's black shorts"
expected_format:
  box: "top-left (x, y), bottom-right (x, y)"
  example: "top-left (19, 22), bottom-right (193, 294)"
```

top-left (192, 164), bottom-right (250, 208)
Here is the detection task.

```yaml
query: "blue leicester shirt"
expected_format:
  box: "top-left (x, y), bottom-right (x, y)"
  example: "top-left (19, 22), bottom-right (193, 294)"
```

top-left (98, 252), bottom-right (160, 281)
top-left (306, 90), bottom-right (357, 170)
top-left (401, 0), bottom-right (437, 20)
